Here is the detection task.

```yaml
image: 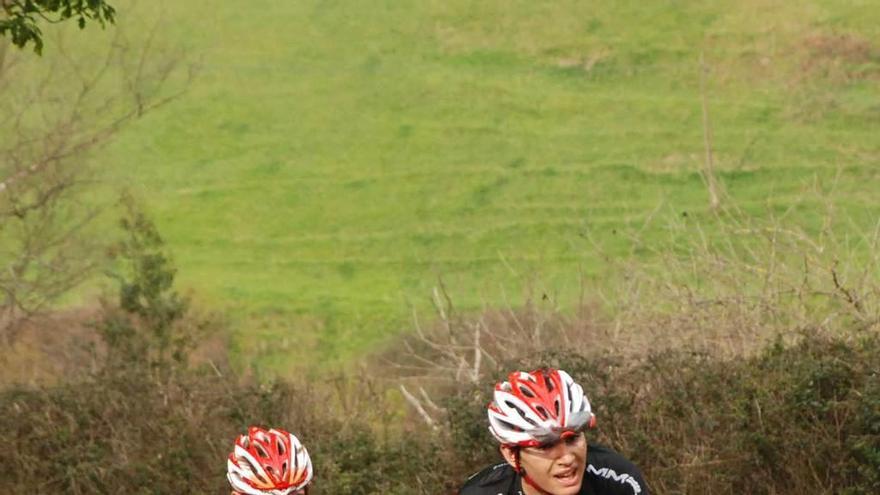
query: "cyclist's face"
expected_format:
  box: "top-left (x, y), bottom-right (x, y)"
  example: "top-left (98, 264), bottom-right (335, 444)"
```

top-left (502, 433), bottom-right (587, 495)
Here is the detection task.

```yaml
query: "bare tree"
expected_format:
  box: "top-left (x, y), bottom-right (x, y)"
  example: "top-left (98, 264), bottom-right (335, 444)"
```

top-left (387, 283), bottom-right (606, 428)
top-left (0, 20), bottom-right (193, 344)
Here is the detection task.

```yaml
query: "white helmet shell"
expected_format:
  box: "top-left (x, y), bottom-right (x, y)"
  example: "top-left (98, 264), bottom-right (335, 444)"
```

top-left (487, 369), bottom-right (595, 446)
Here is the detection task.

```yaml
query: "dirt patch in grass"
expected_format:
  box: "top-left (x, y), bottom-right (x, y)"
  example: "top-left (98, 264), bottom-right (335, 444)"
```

top-left (799, 31), bottom-right (880, 83)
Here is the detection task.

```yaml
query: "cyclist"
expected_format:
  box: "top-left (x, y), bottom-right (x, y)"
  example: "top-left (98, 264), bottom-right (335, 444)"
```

top-left (458, 368), bottom-right (648, 495)
top-left (227, 426), bottom-right (314, 495)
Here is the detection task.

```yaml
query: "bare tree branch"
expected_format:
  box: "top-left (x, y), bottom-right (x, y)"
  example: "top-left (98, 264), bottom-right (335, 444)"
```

top-left (0, 16), bottom-right (194, 343)
top-left (399, 384), bottom-right (438, 430)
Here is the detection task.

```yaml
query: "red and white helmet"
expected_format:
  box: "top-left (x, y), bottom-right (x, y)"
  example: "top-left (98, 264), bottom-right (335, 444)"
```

top-left (487, 368), bottom-right (596, 447)
top-left (227, 426), bottom-right (313, 495)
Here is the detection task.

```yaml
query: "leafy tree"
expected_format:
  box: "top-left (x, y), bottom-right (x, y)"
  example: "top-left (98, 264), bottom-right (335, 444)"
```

top-left (100, 193), bottom-right (192, 370)
top-left (0, 0), bottom-right (116, 54)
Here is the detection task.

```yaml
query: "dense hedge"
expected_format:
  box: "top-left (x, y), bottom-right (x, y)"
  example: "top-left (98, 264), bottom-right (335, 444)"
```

top-left (2, 332), bottom-right (878, 494)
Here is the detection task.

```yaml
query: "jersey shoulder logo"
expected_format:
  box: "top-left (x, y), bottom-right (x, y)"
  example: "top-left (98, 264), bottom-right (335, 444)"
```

top-left (587, 464), bottom-right (643, 494)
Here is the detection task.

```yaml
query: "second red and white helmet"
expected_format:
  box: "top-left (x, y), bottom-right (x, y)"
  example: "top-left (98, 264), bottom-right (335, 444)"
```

top-left (227, 426), bottom-right (313, 495)
top-left (487, 368), bottom-right (596, 447)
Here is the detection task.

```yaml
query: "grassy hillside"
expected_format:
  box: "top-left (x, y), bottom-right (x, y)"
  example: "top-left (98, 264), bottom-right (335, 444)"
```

top-left (70, 0), bottom-right (880, 371)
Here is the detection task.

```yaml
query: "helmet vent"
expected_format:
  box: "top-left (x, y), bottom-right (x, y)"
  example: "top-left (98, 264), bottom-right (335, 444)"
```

top-left (518, 385), bottom-right (535, 398)
top-left (281, 461), bottom-right (289, 478)
top-left (277, 440), bottom-right (286, 456)
top-left (255, 443), bottom-right (270, 459)
top-left (241, 456), bottom-right (269, 484)
top-left (506, 401), bottom-right (538, 427)
top-left (554, 399), bottom-right (561, 416)
top-left (498, 418), bottom-right (523, 432)
top-left (253, 470), bottom-right (269, 485)
top-left (534, 405), bottom-right (549, 420)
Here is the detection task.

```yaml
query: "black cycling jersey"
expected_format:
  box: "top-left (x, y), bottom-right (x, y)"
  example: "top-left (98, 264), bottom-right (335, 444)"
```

top-left (458, 443), bottom-right (647, 495)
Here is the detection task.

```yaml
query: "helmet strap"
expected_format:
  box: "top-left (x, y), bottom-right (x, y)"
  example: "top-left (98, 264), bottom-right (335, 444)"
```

top-left (513, 449), bottom-right (553, 495)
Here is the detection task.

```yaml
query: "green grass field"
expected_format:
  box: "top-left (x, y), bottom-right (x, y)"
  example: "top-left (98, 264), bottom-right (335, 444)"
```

top-left (61, 0), bottom-right (880, 371)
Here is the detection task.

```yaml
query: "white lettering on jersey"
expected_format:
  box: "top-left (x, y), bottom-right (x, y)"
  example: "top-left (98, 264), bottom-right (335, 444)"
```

top-left (587, 465), bottom-right (642, 494)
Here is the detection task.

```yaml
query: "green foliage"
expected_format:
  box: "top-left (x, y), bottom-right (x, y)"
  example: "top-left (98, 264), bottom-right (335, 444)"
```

top-left (99, 193), bottom-right (190, 370)
top-left (113, 193), bottom-right (186, 330)
top-left (314, 428), bottom-right (444, 495)
top-left (845, 363), bottom-right (880, 494)
top-left (0, 0), bottom-right (116, 54)
top-left (0, 368), bottom-right (269, 493)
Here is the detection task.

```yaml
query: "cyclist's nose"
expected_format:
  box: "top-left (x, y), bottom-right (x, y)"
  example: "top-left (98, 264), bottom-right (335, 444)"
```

top-left (556, 449), bottom-right (577, 465)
